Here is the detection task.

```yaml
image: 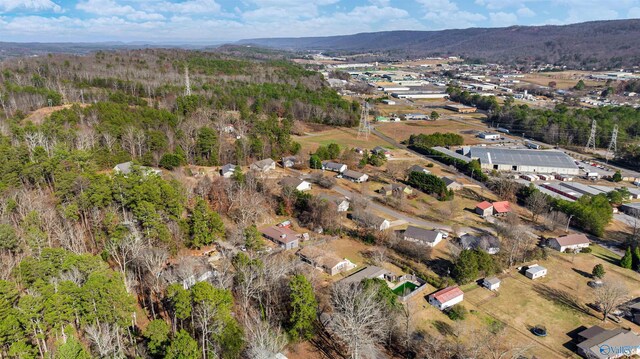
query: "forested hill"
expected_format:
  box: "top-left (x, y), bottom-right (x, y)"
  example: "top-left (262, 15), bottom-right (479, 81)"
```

top-left (239, 19), bottom-right (640, 68)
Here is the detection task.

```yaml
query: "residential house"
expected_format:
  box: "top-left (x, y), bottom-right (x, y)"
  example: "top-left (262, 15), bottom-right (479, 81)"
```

top-left (297, 246), bottom-right (356, 276)
top-left (628, 302), bottom-right (640, 325)
top-left (318, 194), bottom-right (350, 212)
top-left (408, 164), bottom-right (430, 175)
top-left (475, 201), bottom-right (494, 217)
top-left (342, 170), bottom-right (369, 183)
top-left (576, 325), bottom-right (640, 359)
top-left (260, 225), bottom-right (301, 250)
top-left (525, 265), bottom-right (547, 280)
top-left (442, 177), bottom-right (463, 191)
top-left (459, 233), bottom-right (500, 254)
top-left (281, 156), bottom-right (300, 168)
top-left (352, 212), bottom-right (390, 231)
top-left (221, 164), bottom-right (237, 178)
top-left (548, 233), bottom-right (590, 252)
top-left (482, 277), bottom-right (501, 291)
top-left (113, 162), bottom-right (161, 176)
top-left (322, 161), bottom-right (347, 173)
top-left (250, 158), bottom-right (276, 173)
top-left (341, 266), bottom-right (390, 285)
top-left (492, 201), bottom-right (512, 216)
top-left (402, 226), bottom-right (443, 247)
top-left (279, 177), bottom-right (312, 192)
top-left (372, 146), bottom-right (391, 158)
top-left (428, 286), bottom-right (464, 310)
top-left (380, 184), bottom-right (413, 197)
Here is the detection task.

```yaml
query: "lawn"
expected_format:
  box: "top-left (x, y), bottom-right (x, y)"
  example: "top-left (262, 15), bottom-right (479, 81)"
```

top-left (375, 119), bottom-right (489, 145)
top-left (293, 127), bottom-right (390, 154)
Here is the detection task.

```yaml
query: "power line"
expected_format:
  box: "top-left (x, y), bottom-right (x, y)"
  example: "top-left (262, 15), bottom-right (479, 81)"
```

top-left (357, 101), bottom-right (370, 139)
top-left (184, 65), bottom-right (192, 96)
top-left (585, 119), bottom-right (597, 152)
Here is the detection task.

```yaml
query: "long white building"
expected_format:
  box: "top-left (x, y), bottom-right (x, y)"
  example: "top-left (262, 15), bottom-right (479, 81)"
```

top-left (467, 147), bottom-right (580, 175)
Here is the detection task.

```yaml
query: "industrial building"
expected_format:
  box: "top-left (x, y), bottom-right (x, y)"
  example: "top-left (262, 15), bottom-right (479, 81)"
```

top-left (391, 91), bottom-right (448, 99)
top-left (466, 147), bottom-right (580, 175)
top-left (444, 104), bottom-right (477, 113)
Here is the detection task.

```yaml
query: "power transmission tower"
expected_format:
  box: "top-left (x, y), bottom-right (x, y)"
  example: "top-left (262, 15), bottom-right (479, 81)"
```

top-left (184, 65), bottom-right (192, 96)
top-left (585, 119), bottom-right (597, 152)
top-left (606, 125), bottom-right (618, 161)
top-left (357, 101), bottom-right (370, 139)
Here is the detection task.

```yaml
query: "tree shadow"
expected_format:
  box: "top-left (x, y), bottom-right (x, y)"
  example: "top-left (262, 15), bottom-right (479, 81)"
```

top-left (426, 257), bottom-right (453, 277)
top-left (592, 251), bottom-right (621, 266)
top-left (432, 320), bottom-right (454, 336)
top-left (532, 284), bottom-right (596, 318)
top-left (572, 268), bottom-right (592, 279)
top-left (310, 312), bottom-right (348, 359)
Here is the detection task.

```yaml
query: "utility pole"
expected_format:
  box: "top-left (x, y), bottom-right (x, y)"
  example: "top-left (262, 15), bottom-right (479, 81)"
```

top-left (184, 65), bottom-right (192, 96)
top-left (605, 125), bottom-right (618, 162)
top-left (585, 119), bottom-right (597, 152)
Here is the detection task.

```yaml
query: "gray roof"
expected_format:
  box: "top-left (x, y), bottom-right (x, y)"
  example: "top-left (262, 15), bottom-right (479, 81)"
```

top-left (459, 233), bottom-right (500, 252)
top-left (343, 170), bottom-right (367, 179)
top-left (484, 277), bottom-right (501, 285)
top-left (468, 147), bottom-right (578, 169)
top-left (280, 176), bottom-right (305, 188)
top-left (322, 161), bottom-right (346, 171)
top-left (526, 266), bottom-right (547, 275)
top-left (559, 182), bottom-right (606, 196)
top-left (114, 161), bottom-right (134, 173)
top-left (341, 266), bottom-right (388, 284)
top-left (432, 147), bottom-right (472, 163)
top-left (408, 164), bottom-right (430, 174)
top-left (577, 327), bottom-right (640, 359)
top-left (252, 158), bottom-right (275, 169)
top-left (221, 163), bottom-right (237, 173)
top-left (403, 226), bottom-right (441, 243)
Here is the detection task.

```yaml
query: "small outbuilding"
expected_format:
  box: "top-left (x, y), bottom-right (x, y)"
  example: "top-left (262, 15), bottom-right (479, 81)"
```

top-left (525, 265), bottom-right (547, 280)
top-left (442, 177), bottom-right (463, 191)
top-left (482, 277), bottom-right (501, 291)
top-left (428, 286), bottom-right (464, 310)
top-left (475, 201), bottom-right (494, 217)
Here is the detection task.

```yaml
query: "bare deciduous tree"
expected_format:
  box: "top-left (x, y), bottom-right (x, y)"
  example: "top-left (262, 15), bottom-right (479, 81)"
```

top-left (85, 323), bottom-right (124, 358)
top-left (525, 191), bottom-right (550, 223)
top-left (329, 282), bottom-right (389, 359)
top-left (594, 281), bottom-right (628, 322)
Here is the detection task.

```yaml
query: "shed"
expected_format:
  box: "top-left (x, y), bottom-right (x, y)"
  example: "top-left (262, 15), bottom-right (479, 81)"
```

top-left (442, 177), bottom-right (463, 191)
top-left (492, 201), bottom-right (511, 215)
top-left (482, 277), bottom-right (501, 291)
top-left (525, 265), bottom-right (547, 280)
top-left (428, 286), bottom-right (464, 310)
top-left (475, 201), bottom-right (494, 217)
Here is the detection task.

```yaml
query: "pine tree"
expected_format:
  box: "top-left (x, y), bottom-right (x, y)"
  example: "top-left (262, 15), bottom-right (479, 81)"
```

top-left (165, 330), bottom-right (201, 359)
top-left (288, 274), bottom-right (318, 341)
top-left (592, 264), bottom-right (605, 279)
top-left (620, 247), bottom-right (633, 269)
top-left (633, 247), bottom-right (640, 271)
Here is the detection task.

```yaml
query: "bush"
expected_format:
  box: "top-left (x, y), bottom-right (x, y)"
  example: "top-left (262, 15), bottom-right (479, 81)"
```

top-left (592, 264), bottom-right (605, 279)
top-left (446, 304), bottom-right (467, 321)
top-left (580, 247), bottom-right (592, 253)
top-left (159, 153), bottom-right (183, 170)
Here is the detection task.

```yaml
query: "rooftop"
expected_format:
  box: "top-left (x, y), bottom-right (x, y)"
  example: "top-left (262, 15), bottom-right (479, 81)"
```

top-left (343, 169), bottom-right (367, 179)
top-left (260, 226), bottom-right (299, 244)
top-left (468, 147), bottom-right (578, 169)
top-left (298, 246), bottom-right (344, 270)
top-left (430, 286), bottom-right (464, 303)
top-left (492, 201), bottom-right (511, 213)
top-left (554, 233), bottom-right (590, 246)
top-left (403, 226), bottom-right (441, 243)
top-left (526, 265), bottom-right (547, 275)
top-left (341, 266), bottom-right (389, 285)
top-left (484, 277), bottom-right (501, 285)
top-left (476, 201), bottom-right (493, 210)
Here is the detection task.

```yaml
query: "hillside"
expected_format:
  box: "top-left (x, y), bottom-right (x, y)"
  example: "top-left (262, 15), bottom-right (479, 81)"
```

top-left (239, 19), bottom-right (640, 68)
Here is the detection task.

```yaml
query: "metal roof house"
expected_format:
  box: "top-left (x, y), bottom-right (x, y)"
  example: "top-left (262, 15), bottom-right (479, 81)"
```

top-left (467, 147), bottom-right (580, 175)
top-left (428, 286), bottom-right (464, 310)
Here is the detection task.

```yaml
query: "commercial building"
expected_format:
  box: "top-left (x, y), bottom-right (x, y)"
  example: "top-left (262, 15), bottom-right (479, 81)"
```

top-left (467, 147), bottom-right (580, 175)
top-left (391, 91), bottom-right (448, 99)
top-left (444, 104), bottom-right (477, 113)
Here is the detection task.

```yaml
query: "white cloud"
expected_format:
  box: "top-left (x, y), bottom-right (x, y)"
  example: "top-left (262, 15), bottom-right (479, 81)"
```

top-left (0, 0), bottom-right (62, 13)
top-left (76, 0), bottom-right (164, 21)
top-left (517, 6), bottom-right (535, 17)
top-left (157, 0), bottom-right (221, 15)
top-left (490, 11), bottom-right (518, 26)
top-left (416, 0), bottom-right (457, 12)
top-left (629, 6), bottom-right (640, 17)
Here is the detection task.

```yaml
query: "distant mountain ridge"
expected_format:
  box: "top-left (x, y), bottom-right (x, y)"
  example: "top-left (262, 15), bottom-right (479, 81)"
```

top-left (238, 19), bottom-right (640, 68)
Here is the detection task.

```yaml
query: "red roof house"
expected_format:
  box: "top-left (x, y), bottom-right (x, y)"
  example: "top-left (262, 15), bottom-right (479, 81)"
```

top-left (428, 286), bottom-right (464, 310)
top-left (475, 201), bottom-right (494, 217)
top-left (492, 201), bottom-right (512, 215)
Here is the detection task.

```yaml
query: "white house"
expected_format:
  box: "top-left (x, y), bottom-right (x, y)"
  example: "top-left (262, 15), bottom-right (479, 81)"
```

top-left (525, 265), bottom-right (547, 280)
top-left (279, 177), bottom-right (312, 192)
top-left (221, 164), bottom-right (237, 178)
top-left (342, 170), bottom-right (369, 183)
top-left (478, 132), bottom-right (501, 140)
top-left (322, 161), bottom-right (347, 173)
top-left (402, 226), bottom-right (443, 247)
top-left (482, 277), bottom-right (501, 291)
top-left (250, 158), bottom-right (276, 172)
top-left (428, 286), bottom-right (464, 310)
top-left (319, 194), bottom-right (350, 212)
top-left (297, 246), bottom-right (356, 276)
top-left (548, 233), bottom-right (590, 252)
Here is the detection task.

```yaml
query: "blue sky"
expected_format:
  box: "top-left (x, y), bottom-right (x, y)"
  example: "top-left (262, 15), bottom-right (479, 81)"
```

top-left (0, 0), bottom-right (639, 42)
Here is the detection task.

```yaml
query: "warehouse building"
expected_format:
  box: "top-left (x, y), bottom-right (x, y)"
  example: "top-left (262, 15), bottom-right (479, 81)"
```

top-left (444, 104), bottom-right (477, 113)
top-left (391, 91), bottom-right (448, 99)
top-left (467, 147), bottom-right (579, 175)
